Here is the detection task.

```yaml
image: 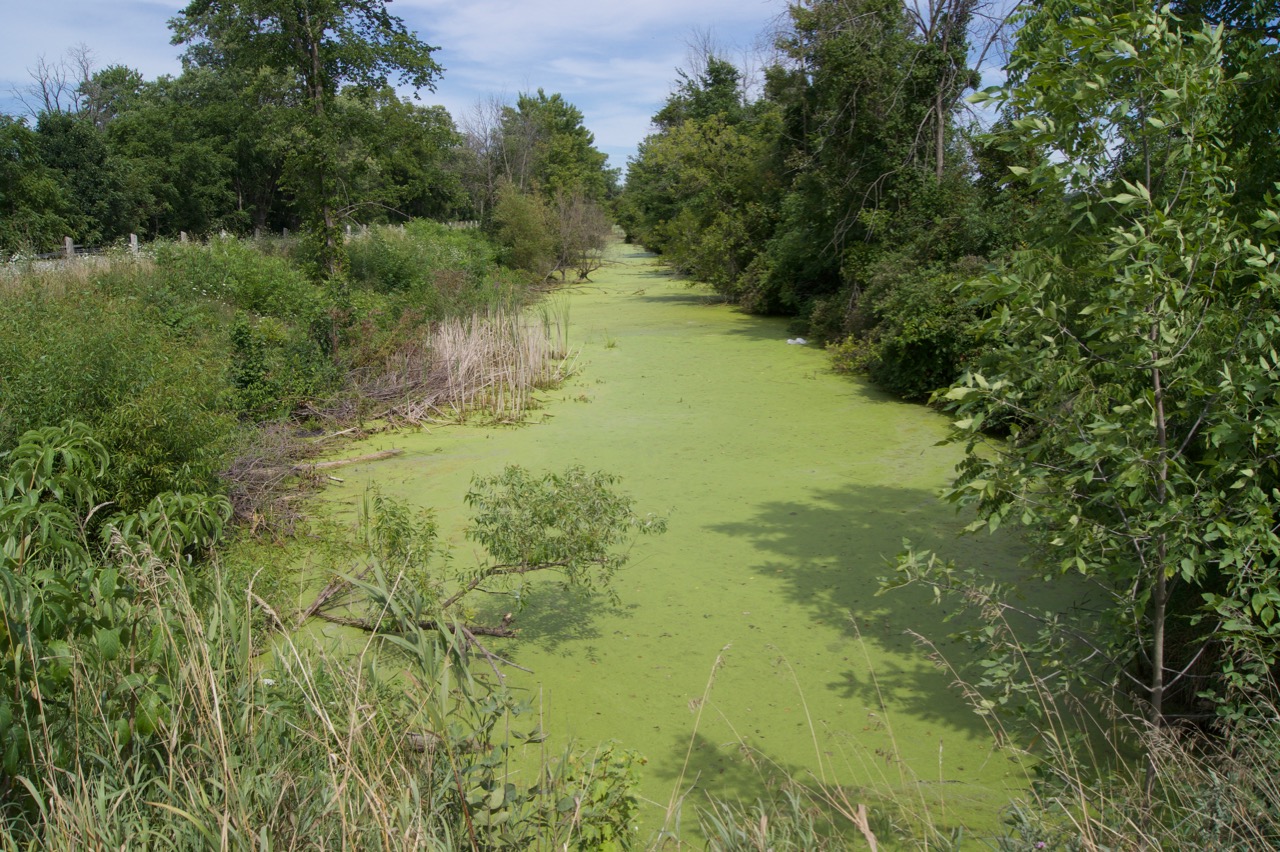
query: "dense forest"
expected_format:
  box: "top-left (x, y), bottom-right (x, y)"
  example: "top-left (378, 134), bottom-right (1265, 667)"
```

top-left (2, 0), bottom-right (1280, 846)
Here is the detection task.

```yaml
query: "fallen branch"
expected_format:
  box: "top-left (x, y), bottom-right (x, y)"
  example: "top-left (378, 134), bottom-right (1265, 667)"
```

top-left (299, 448), bottom-right (404, 471)
top-left (314, 611), bottom-right (517, 639)
top-left (298, 567), bottom-right (372, 624)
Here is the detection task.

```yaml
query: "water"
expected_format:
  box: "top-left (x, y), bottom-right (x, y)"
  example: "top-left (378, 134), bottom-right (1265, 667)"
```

top-left (313, 244), bottom-right (1041, 841)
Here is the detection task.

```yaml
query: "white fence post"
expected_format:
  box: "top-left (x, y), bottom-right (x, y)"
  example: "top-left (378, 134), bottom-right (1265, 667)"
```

top-left (64, 237), bottom-right (74, 258)
top-left (129, 233), bottom-right (139, 254)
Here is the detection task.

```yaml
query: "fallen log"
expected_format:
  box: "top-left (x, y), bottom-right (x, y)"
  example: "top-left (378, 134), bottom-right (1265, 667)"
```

top-left (298, 448), bottom-right (404, 470)
top-left (315, 611), bottom-right (516, 638)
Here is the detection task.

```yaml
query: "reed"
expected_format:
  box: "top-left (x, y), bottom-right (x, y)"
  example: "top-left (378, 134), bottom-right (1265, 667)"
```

top-left (378, 306), bottom-right (577, 425)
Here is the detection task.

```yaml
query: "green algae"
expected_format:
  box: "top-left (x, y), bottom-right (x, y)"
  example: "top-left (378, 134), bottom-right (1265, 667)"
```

top-left (310, 243), bottom-right (1047, 841)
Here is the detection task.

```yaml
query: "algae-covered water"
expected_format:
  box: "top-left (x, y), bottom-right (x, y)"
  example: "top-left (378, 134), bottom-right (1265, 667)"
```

top-left (314, 244), bottom-right (1041, 840)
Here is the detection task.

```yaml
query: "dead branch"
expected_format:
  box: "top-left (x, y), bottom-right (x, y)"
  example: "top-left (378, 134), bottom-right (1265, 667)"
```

top-left (315, 611), bottom-right (517, 639)
top-left (300, 448), bottom-right (404, 471)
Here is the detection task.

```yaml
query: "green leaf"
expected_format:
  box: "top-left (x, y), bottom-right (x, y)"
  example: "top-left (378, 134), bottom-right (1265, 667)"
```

top-left (95, 627), bottom-right (122, 662)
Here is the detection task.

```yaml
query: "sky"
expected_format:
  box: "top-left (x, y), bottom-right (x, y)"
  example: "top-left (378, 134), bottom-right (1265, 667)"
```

top-left (0, 0), bottom-right (789, 171)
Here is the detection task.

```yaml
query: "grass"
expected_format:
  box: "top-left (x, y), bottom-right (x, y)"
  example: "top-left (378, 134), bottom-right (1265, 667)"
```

top-left (0, 538), bottom-right (648, 850)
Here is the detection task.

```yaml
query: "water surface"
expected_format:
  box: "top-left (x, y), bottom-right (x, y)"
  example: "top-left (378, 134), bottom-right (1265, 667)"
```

top-left (318, 244), bottom-right (1039, 840)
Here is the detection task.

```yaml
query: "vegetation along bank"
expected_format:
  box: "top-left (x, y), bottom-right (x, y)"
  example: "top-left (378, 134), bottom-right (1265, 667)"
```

top-left (1, 0), bottom-right (1279, 847)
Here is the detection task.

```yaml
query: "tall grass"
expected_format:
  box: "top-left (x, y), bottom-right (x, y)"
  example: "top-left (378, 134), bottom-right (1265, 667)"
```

top-left (424, 308), bottom-right (577, 422)
top-left (1, 540), bottom-right (643, 850)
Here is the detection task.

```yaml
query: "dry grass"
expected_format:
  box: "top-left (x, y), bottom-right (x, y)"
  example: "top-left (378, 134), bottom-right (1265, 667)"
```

top-left (336, 306), bottom-right (577, 425)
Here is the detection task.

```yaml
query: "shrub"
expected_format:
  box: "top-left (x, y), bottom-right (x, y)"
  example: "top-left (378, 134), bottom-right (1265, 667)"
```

top-left (0, 287), bottom-right (235, 508)
top-left (151, 235), bottom-right (321, 320)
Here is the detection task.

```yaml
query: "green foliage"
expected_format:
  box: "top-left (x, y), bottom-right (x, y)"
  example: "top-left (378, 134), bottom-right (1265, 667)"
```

top-left (171, 0), bottom-right (444, 277)
top-left (0, 282), bottom-right (235, 508)
top-left (903, 0), bottom-right (1280, 734)
top-left (0, 423), bottom-right (230, 800)
top-left (34, 111), bottom-right (145, 246)
top-left (502, 90), bottom-right (617, 202)
top-left (339, 465), bottom-right (665, 632)
top-left (154, 234), bottom-right (320, 317)
top-left (464, 465), bottom-right (666, 602)
top-left (0, 115), bottom-right (75, 256)
top-left (492, 181), bottom-right (557, 276)
top-left (0, 433), bottom-right (648, 847)
top-left (347, 220), bottom-right (501, 301)
top-left (652, 57), bottom-right (745, 130)
top-left (618, 1), bottom-right (1013, 404)
top-left (856, 265), bottom-right (981, 402)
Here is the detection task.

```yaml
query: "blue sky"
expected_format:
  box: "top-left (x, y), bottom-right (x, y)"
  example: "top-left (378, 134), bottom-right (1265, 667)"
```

top-left (0, 0), bottom-right (787, 170)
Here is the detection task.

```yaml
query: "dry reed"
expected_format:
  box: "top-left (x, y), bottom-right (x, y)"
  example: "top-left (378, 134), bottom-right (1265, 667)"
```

top-left (370, 306), bottom-right (577, 424)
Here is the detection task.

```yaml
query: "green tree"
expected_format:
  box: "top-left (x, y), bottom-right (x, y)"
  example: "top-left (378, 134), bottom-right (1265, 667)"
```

top-left (652, 56), bottom-right (744, 130)
top-left (34, 111), bottom-right (144, 245)
top-left (492, 179), bottom-right (555, 276)
top-left (333, 88), bottom-right (464, 222)
top-left (0, 115), bottom-right (75, 255)
top-left (170, 0), bottom-right (442, 276)
top-left (500, 90), bottom-right (615, 202)
top-left (914, 3), bottom-right (1280, 760)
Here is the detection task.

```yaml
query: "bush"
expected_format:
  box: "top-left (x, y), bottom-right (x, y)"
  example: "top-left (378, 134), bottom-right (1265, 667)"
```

top-left (862, 269), bottom-right (980, 402)
top-left (492, 183), bottom-right (556, 277)
top-left (0, 287), bottom-right (235, 509)
top-left (151, 235), bottom-right (321, 320)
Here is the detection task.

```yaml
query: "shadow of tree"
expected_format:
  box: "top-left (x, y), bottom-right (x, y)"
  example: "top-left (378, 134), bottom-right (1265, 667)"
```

top-left (651, 730), bottom-right (812, 816)
top-left (473, 583), bottom-right (637, 664)
top-left (705, 482), bottom-right (1040, 735)
top-left (631, 289), bottom-right (728, 306)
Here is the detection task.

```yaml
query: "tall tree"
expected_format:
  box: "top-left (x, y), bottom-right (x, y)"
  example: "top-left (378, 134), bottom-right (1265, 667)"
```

top-left (928, 2), bottom-right (1280, 768)
top-left (499, 90), bottom-right (615, 202)
top-left (0, 116), bottom-right (75, 255)
top-left (170, 0), bottom-right (442, 276)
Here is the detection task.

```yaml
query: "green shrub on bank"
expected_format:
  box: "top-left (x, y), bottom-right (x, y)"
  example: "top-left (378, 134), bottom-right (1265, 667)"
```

top-left (347, 220), bottom-right (523, 317)
top-left (0, 287), bottom-right (235, 509)
top-left (0, 431), bottom-right (646, 848)
top-left (826, 263), bottom-right (981, 402)
top-left (153, 236), bottom-right (322, 319)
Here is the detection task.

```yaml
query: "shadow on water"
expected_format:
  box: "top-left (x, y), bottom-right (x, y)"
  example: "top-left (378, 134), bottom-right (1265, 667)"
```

top-left (474, 585), bottom-right (637, 664)
top-left (707, 482), bottom-right (1024, 736)
top-left (655, 730), bottom-right (811, 814)
top-left (626, 267), bottom-right (676, 280)
top-left (631, 290), bottom-right (729, 307)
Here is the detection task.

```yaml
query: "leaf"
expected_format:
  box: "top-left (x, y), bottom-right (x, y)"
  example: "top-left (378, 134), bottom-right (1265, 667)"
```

top-left (95, 627), bottom-right (122, 662)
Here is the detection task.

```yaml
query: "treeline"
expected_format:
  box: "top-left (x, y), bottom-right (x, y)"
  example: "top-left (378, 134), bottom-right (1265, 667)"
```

top-left (619, 0), bottom-right (1277, 404)
top-left (617, 0), bottom-right (1024, 401)
top-left (1, 34), bottom-right (615, 281)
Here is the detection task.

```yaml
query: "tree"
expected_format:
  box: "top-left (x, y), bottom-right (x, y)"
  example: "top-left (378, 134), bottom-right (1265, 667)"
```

top-left (551, 191), bottom-right (611, 281)
top-left (306, 466), bottom-right (665, 643)
top-left (332, 89), bottom-right (464, 222)
top-left (908, 3), bottom-right (1280, 779)
top-left (652, 55), bottom-right (745, 131)
top-left (170, 0), bottom-right (442, 276)
top-left (499, 90), bottom-right (616, 202)
top-left (0, 115), bottom-right (75, 255)
top-left (35, 111), bottom-right (141, 245)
